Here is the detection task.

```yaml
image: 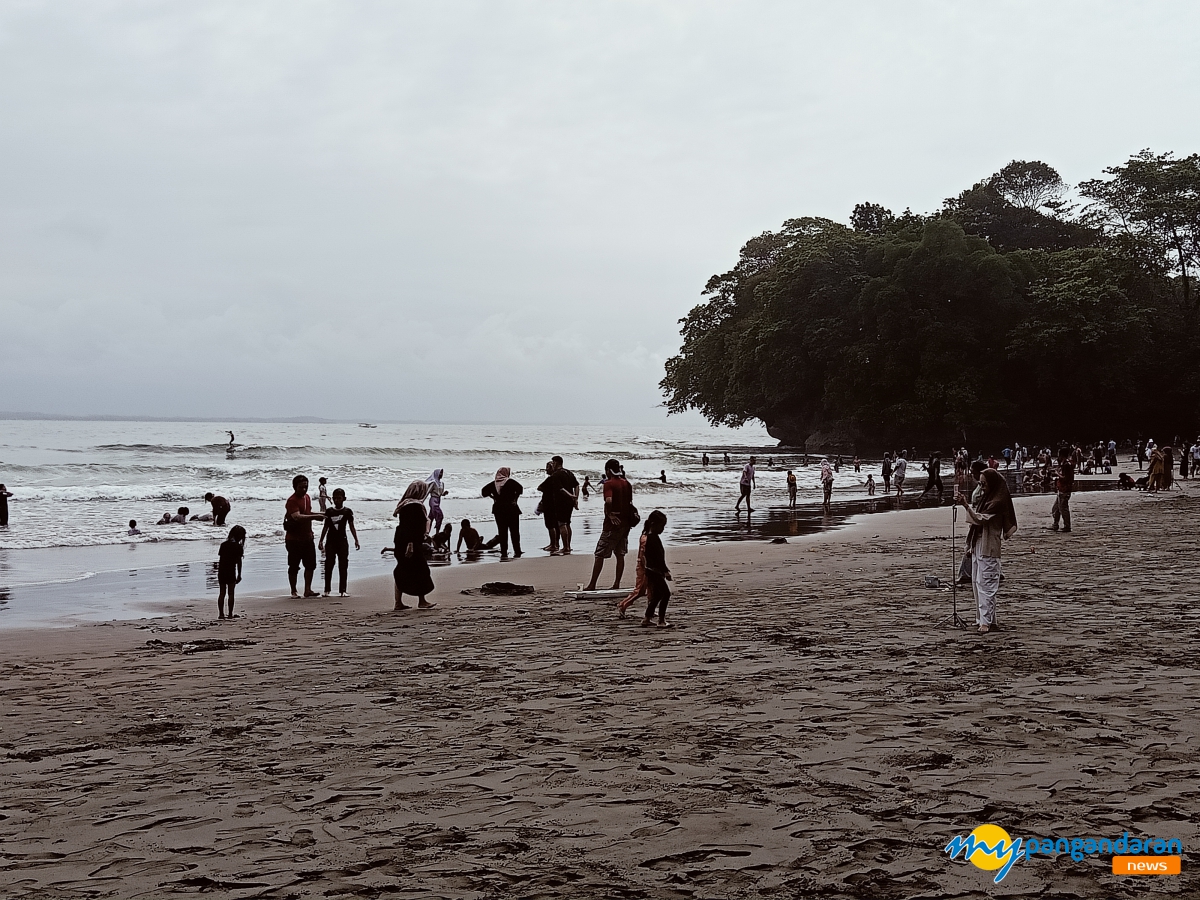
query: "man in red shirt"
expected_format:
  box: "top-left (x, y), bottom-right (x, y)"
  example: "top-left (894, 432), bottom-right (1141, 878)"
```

top-left (585, 459), bottom-right (633, 592)
top-left (285, 474), bottom-right (326, 598)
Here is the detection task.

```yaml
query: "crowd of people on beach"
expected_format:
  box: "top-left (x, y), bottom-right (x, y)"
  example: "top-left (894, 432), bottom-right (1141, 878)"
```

top-left (3, 433), bottom-right (1193, 633)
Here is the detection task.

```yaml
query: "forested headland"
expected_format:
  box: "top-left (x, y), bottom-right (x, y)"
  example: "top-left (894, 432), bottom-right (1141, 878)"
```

top-left (661, 152), bottom-right (1200, 450)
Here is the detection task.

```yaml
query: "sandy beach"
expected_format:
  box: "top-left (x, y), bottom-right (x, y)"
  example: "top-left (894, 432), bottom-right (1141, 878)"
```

top-left (1, 486), bottom-right (1196, 898)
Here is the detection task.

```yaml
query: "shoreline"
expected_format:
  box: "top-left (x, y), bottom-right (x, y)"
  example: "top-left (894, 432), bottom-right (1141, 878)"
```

top-left (0, 463), bottom-right (1133, 630)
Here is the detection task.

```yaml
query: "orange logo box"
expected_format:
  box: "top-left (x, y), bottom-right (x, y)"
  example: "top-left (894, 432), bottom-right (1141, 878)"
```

top-left (1112, 856), bottom-right (1181, 875)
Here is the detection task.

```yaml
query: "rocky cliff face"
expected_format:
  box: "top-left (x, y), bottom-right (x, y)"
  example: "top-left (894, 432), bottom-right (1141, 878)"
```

top-left (765, 415), bottom-right (859, 454)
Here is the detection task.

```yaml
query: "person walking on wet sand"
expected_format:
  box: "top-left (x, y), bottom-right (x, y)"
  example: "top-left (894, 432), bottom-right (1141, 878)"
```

top-left (920, 452), bottom-right (943, 500)
top-left (735, 456), bottom-right (757, 513)
top-left (958, 468), bottom-right (1018, 634)
top-left (284, 475), bottom-right (325, 598)
top-left (786, 470), bottom-right (797, 509)
top-left (640, 510), bottom-right (673, 628)
top-left (616, 527), bottom-right (649, 618)
top-left (389, 480), bottom-right (435, 609)
top-left (820, 458), bottom-right (834, 513)
top-left (585, 459), bottom-right (632, 591)
top-left (482, 467), bottom-right (523, 559)
top-left (216, 525), bottom-right (245, 619)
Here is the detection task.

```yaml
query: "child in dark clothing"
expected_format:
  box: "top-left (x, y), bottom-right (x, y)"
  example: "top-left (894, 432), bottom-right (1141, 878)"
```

top-left (216, 525), bottom-right (246, 619)
top-left (641, 510), bottom-right (672, 628)
top-left (318, 489), bottom-right (360, 597)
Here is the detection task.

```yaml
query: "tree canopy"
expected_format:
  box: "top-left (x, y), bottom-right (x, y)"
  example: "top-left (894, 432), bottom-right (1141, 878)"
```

top-left (661, 153), bottom-right (1200, 449)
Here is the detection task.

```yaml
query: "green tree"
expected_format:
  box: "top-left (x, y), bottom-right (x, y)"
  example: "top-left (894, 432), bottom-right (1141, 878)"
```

top-left (1080, 150), bottom-right (1200, 309)
top-left (662, 156), bottom-right (1200, 448)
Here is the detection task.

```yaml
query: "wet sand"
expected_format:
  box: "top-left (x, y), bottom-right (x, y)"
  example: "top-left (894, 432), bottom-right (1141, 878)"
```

top-left (1, 486), bottom-right (1196, 898)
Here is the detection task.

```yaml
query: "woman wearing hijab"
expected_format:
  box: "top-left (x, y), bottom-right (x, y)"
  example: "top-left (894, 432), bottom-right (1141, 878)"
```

top-left (425, 468), bottom-right (447, 532)
top-left (391, 480), bottom-right (435, 610)
top-left (481, 467), bottom-right (523, 559)
top-left (957, 468), bottom-right (1017, 635)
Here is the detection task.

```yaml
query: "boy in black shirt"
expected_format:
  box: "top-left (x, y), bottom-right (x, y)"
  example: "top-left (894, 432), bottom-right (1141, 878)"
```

top-left (318, 488), bottom-right (360, 596)
top-left (216, 525), bottom-right (246, 619)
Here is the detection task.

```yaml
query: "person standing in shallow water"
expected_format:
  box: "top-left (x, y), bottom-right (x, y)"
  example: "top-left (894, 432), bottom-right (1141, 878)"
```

top-left (820, 458), bottom-right (834, 513)
top-left (425, 468), bottom-right (447, 532)
top-left (390, 480), bottom-right (435, 610)
top-left (735, 456), bottom-right (756, 513)
top-left (482, 467), bottom-right (523, 559)
top-left (0, 483), bottom-right (11, 527)
top-left (958, 468), bottom-right (1018, 635)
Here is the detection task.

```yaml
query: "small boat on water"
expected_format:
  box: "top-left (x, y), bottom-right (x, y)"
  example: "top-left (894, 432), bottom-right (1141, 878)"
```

top-left (358, 423), bottom-right (377, 428)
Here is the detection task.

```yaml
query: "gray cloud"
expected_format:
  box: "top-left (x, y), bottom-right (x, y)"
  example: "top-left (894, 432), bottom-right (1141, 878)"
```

top-left (1, 1), bottom-right (1198, 423)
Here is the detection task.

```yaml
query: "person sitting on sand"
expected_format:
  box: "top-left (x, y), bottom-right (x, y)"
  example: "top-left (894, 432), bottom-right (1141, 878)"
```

top-left (204, 492), bottom-right (231, 526)
top-left (456, 518), bottom-right (502, 554)
top-left (641, 510), bottom-right (673, 628)
top-left (170, 506), bottom-right (190, 524)
top-left (216, 525), bottom-right (245, 619)
top-left (427, 523), bottom-right (453, 555)
top-left (958, 469), bottom-right (1017, 635)
top-left (127, 519), bottom-right (141, 535)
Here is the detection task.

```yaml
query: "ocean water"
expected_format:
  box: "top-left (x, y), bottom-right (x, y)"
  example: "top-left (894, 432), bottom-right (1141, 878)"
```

top-left (0, 419), bottom-right (884, 626)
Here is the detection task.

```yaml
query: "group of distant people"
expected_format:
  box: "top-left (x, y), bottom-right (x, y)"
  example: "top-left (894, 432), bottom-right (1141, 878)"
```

top-left (269, 457), bottom-right (673, 626)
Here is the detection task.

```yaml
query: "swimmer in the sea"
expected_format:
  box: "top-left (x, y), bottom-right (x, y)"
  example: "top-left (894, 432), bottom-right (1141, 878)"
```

top-left (156, 512), bottom-right (173, 525)
top-left (170, 506), bottom-right (190, 524)
top-left (128, 519), bottom-right (141, 535)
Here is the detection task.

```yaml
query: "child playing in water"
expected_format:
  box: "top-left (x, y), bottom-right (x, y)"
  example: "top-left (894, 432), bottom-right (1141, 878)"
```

top-left (867, 474), bottom-right (876, 495)
top-left (318, 477), bottom-right (330, 512)
top-left (216, 525), bottom-right (245, 618)
top-left (127, 519), bottom-right (141, 535)
top-left (641, 510), bottom-right (672, 628)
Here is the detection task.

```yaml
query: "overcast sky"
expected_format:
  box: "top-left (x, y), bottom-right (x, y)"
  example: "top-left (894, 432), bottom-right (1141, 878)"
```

top-left (2, 1), bottom-right (1198, 424)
